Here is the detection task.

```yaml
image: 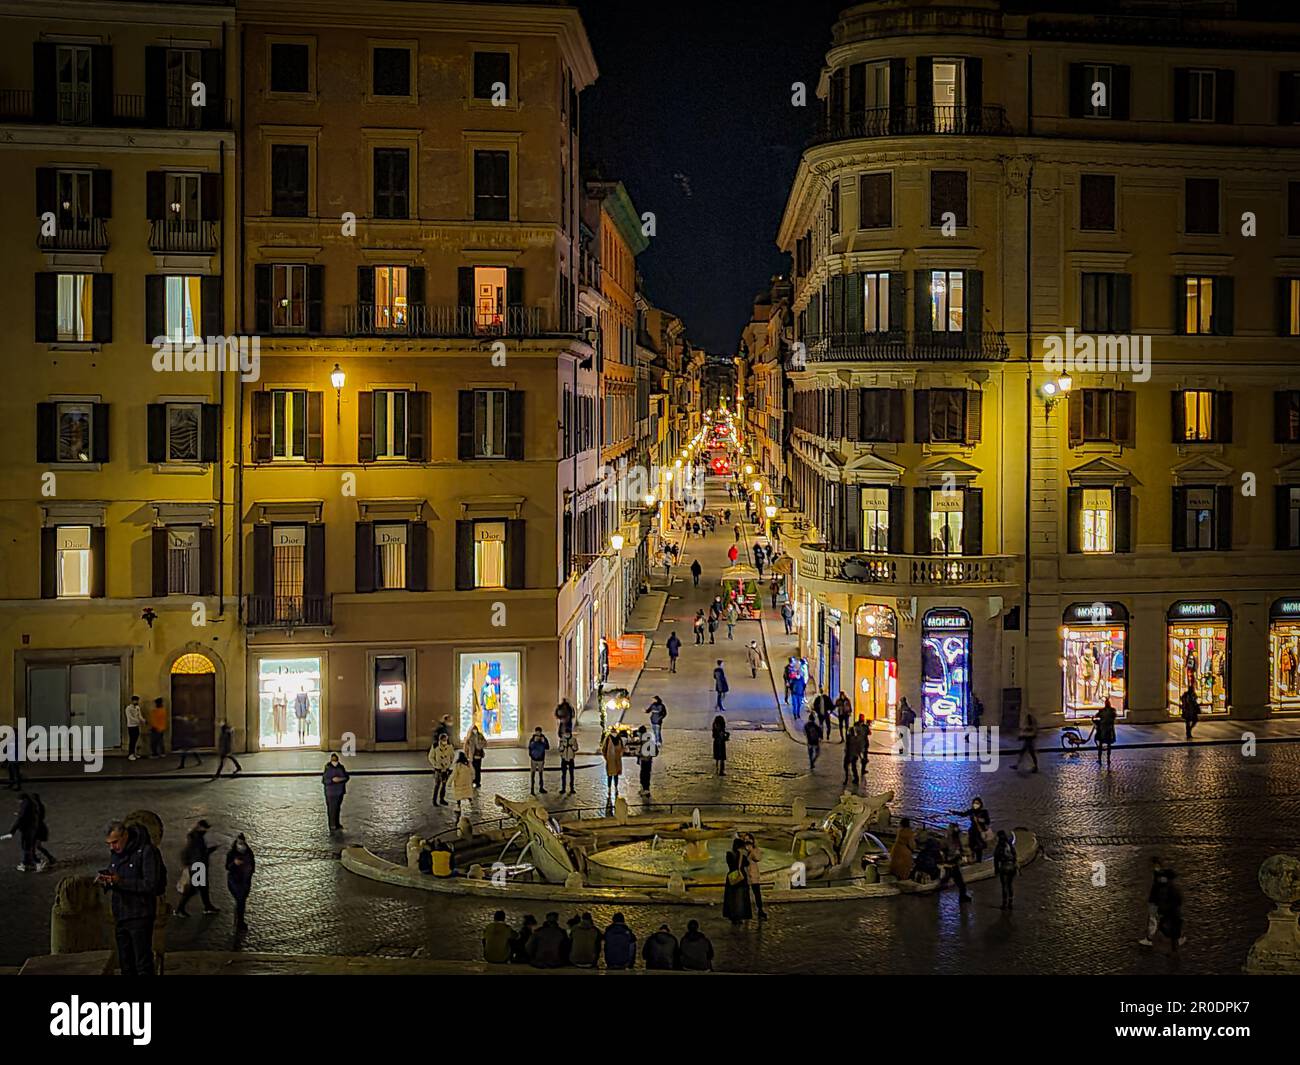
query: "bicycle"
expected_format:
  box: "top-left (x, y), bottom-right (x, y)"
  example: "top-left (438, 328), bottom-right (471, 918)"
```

top-left (1060, 724), bottom-right (1096, 753)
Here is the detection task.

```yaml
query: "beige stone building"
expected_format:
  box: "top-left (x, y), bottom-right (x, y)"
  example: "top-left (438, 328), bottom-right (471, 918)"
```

top-left (774, 0), bottom-right (1300, 726)
top-left (236, 0), bottom-right (598, 750)
top-left (0, 0), bottom-right (241, 753)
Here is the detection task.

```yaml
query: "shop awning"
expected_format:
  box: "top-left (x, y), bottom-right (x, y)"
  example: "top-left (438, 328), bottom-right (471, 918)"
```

top-left (721, 564), bottom-right (759, 581)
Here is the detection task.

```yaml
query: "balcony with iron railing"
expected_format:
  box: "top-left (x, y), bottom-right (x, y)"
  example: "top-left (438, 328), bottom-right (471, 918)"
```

top-left (809, 105), bottom-right (1012, 146)
top-left (38, 218), bottom-right (108, 252)
top-left (149, 219), bottom-right (218, 254)
top-left (798, 543), bottom-right (1018, 588)
top-left (0, 89), bottom-right (232, 129)
top-left (343, 303), bottom-right (550, 339)
top-left (246, 594), bottom-right (332, 630)
top-left (800, 330), bottom-right (1009, 363)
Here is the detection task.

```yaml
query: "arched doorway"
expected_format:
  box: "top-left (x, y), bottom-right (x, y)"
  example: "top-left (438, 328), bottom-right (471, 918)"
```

top-left (171, 652), bottom-right (217, 750)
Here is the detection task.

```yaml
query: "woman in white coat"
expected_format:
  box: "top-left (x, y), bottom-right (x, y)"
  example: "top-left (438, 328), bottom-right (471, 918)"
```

top-left (449, 752), bottom-right (475, 816)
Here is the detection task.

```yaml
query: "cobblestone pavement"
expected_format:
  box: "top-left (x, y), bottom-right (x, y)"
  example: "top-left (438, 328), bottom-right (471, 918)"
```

top-left (3, 724), bottom-right (1295, 973)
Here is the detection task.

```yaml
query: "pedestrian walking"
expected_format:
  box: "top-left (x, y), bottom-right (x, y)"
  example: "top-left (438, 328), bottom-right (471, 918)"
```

top-left (690, 559), bottom-right (702, 586)
top-left (733, 523), bottom-right (741, 542)
top-left (643, 924), bottom-right (679, 970)
top-left (993, 829), bottom-right (1017, 910)
top-left (1139, 856), bottom-right (1171, 947)
top-left (712, 715), bottom-right (730, 775)
top-left (755, 554), bottom-right (765, 578)
top-left (175, 819), bottom-right (219, 916)
top-left (646, 696), bottom-right (668, 746)
top-left (723, 837), bottom-right (753, 925)
top-left (789, 671), bottom-right (806, 719)
top-left (4, 749), bottom-right (19, 791)
top-left (812, 689), bottom-right (834, 737)
top-left (666, 631), bottom-right (681, 672)
top-left (568, 912), bottom-right (602, 968)
top-left (970, 694), bottom-right (985, 729)
top-left (148, 697), bottom-right (167, 758)
top-left (855, 715), bottom-right (871, 780)
top-left (727, 543), bottom-right (739, 565)
top-left (1012, 711), bottom-right (1039, 772)
top-left (124, 695), bottom-right (145, 760)
top-left (603, 913), bottom-right (637, 970)
top-left (804, 715), bottom-right (822, 770)
top-left (663, 556), bottom-right (672, 583)
top-left (938, 823), bottom-right (972, 903)
top-left (212, 720), bottom-right (242, 778)
top-left (723, 508), bottom-right (732, 523)
top-left (780, 601), bottom-right (794, 635)
top-left (843, 720), bottom-right (864, 787)
top-left (31, 793), bottom-right (54, 868)
top-left (713, 660), bottom-right (729, 710)
top-left (558, 728), bottom-right (579, 793)
top-left (725, 603), bottom-right (738, 640)
top-left (898, 697), bottom-right (916, 731)
top-left (225, 833), bottom-right (255, 932)
top-left (707, 613), bottom-right (718, 644)
top-left (527, 726), bottom-right (550, 795)
top-left (741, 833), bottom-right (768, 919)
top-left (835, 692), bottom-right (851, 741)
top-left (434, 714), bottom-right (453, 743)
top-left (429, 732), bottom-right (455, 805)
top-left (693, 610), bottom-right (706, 645)
top-left (678, 919), bottom-right (715, 970)
top-left (1180, 683), bottom-right (1201, 740)
top-left (949, 796), bottom-right (992, 864)
top-left (4, 790), bottom-right (38, 870)
top-left (636, 726), bottom-right (658, 792)
top-left (601, 729), bottom-right (625, 796)
top-left (1094, 697), bottom-right (1118, 765)
top-left (322, 752), bottom-right (350, 831)
top-left (450, 751), bottom-right (475, 816)
top-left (463, 721), bottom-right (487, 787)
top-left (1156, 869), bottom-right (1185, 952)
top-left (746, 640), bottom-right (762, 678)
top-left (96, 820), bottom-right (166, 976)
top-left (554, 698), bottom-right (576, 743)
top-left (483, 910), bottom-right (517, 964)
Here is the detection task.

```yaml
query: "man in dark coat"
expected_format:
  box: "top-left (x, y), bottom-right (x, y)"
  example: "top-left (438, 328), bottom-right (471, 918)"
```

top-left (96, 821), bottom-right (165, 976)
top-left (804, 715), bottom-right (823, 770)
top-left (225, 833), bottom-right (255, 932)
top-left (665, 632), bottom-right (681, 673)
top-left (322, 753), bottom-right (350, 831)
top-left (176, 819), bottom-right (219, 916)
top-left (713, 661), bottom-right (729, 710)
top-left (603, 913), bottom-right (637, 970)
top-left (677, 919), bottom-right (714, 971)
top-left (642, 924), bottom-right (679, 970)
top-left (525, 912), bottom-right (570, 968)
top-left (843, 721), bottom-right (865, 787)
top-left (690, 558), bottom-right (702, 587)
top-left (212, 721), bottom-right (242, 779)
top-left (812, 690), bottom-right (834, 737)
top-left (1180, 684), bottom-right (1201, 740)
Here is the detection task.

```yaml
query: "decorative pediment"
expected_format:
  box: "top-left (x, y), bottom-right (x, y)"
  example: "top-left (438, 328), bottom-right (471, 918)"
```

top-left (842, 450), bottom-right (906, 485)
top-left (1170, 455), bottom-right (1234, 485)
top-left (252, 499), bottom-right (325, 524)
top-left (356, 498), bottom-right (427, 522)
top-left (915, 456), bottom-right (981, 486)
top-left (459, 495), bottom-right (525, 519)
top-left (151, 501), bottom-right (217, 526)
top-left (1067, 457), bottom-right (1133, 486)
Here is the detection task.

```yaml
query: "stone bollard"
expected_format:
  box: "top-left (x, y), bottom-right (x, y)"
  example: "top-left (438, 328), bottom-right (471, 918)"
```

top-left (667, 873), bottom-right (687, 896)
top-left (50, 875), bottom-right (111, 955)
top-left (774, 868), bottom-right (793, 891)
top-left (614, 796), bottom-right (629, 821)
top-left (1244, 854), bottom-right (1300, 974)
top-left (406, 836), bottom-right (424, 870)
top-left (791, 797), bottom-right (806, 822)
top-left (457, 816), bottom-right (473, 840)
top-left (564, 871), bottom-right (584, 891)
top-left (467, 864), bottom-right (486, 880)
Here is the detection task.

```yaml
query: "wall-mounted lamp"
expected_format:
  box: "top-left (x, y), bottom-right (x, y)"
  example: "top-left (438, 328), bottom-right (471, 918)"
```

top-left (1039, 374), bottom-right (1072, 412)
top-left (610, 533), bottom-right (625, 552)
top-left (330, 363), bottom-right (345, 423)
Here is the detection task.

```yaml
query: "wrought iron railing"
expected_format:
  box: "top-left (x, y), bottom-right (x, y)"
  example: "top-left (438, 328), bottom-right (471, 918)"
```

top-left (149, 219), bottom-right (218, 253)
top-left (799, 545), bottom-right (1016, 585)
top-left (38, 218), bottom-right (108, 251)
top-left (799, 330), bottom-right (1009, 362)
top-left (246, 594), bottom-right (331, 628)
top-left (810, 104), bottom-right (1012, 145)
top-left (343, 303), bottom-right (546, 338)
top-left (0, 88), bottom-right (232, 128)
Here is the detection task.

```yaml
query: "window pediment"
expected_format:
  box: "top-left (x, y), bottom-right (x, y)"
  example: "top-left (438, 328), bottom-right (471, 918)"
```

top-left (1067, 456), bottom-right (1132, 486)
top-left (1171, 455), bottom-right (1233, 485)
top-left (253, 499), bottom-right (324, 523)
top-left (916, 456), bottom-right (980, 486)
top-left (356, 497), bottom-right (427, 521)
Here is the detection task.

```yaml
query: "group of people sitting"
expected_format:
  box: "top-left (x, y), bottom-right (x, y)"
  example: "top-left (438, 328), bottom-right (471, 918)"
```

top-left (885, 798), bottom-right (1020, 909)
top-left (482, 910), bottom-right (715, 970)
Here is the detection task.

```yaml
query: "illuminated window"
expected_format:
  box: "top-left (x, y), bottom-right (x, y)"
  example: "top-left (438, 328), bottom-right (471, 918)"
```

top-left (374, 390), bottom-right (408, 458)
top-left (56, 402), bottom-right (93, 462)
top-left (1182, 389), bottom-right (1214, 441)
top-left (474, 266), bottom-right (506, 329)
top-left (374, 523), bottom-right (407, 589)
top-left (164, 276), bottom-right (202, 342)
top-left (372, 266), bottom-right (408, 330)
top-left (272, 264), bottom-right (306, 331)
top-left (166, 526), bottom-right (200, 594)
top-left (55, 525), bottom-right (92, 597)
top-left (929, 490), bottom-right (963, 555)
top-left (1288, 279), bottom-right (1300, 336)
top-left (56, 274), bottom-right (93, 341)
top-left (1081, 488), bottom-right (1112, 553)
top-left (930, 270), bottom-right (964, 332)
top-left (862, 487), bottom-right (889, 552)
top-left (863, 272), bottom-right (890, 333)
top-left (1184, 276), bottom-right (1214, 334)
top-left (271, 389), bottom-right (307, 459)
top-left (474, 521), bottom-right (506, 588)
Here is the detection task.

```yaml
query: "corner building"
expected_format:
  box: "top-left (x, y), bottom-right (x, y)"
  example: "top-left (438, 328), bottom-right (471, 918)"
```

top-left (237, 0), bottom-right (597, 750)
top-left (777, 0), bottom-right (1300, 727)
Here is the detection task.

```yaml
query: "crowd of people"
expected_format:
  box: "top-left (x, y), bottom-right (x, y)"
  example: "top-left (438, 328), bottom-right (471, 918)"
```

top-left (482, 909), bottom-right (715, 970)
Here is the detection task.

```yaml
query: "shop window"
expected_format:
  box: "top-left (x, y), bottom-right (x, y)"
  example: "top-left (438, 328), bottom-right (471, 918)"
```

top-left (921, 609), bottom-right (971, 727)
top-left (55, 524), bottom-right (93, 597)
top-left (258, 656), bottom-right (321, 749)
top-left (1080, 488), bottom-right (1111, 553)
top-left (375, 656), bottom-right (408, 744)
top-left (474, 521), bottom-right (506, 588)
top-left (1167, 608), bottom-right (1229, 716)
top-left (459, 651), bottom-right (520, 740)
top-left (863, 272), bottom-right (890, 333)
top-left (1173, 486), bottom-right (1230, 551)
top-left (1062, 620), bottom-right (1126, 718)
top-left (1270, 601), bottom-right (1300, 709)
top-left (853, 605), bottom-right (897, 723)
top-left (861, 488), bottom-right (890, 552)
top-left (929, 270), bottom-right (964, 332)
top-left (27, 659), bottom-right (121, 748)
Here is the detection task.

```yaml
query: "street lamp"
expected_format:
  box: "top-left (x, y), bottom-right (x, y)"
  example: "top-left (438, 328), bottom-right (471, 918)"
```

top-left (765, 503), bottom-right (777, 539)
top-left (330, 363), bottom-right (345, 422)
top-left (610, 532), bottom-right (624, 552)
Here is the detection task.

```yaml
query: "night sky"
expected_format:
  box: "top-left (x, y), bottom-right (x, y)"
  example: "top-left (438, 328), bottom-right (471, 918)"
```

top-left (577, 0), bottom-right (847, 354)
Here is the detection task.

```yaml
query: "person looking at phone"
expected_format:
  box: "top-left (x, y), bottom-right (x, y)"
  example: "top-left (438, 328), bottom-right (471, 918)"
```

top-left (95, 820), bottom-right (166, 976)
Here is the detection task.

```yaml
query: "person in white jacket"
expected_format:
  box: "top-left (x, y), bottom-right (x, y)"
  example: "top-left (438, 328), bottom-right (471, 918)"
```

top-left (123, 696), bottom-right (146, 760)
top-left (449, 752), bottom-right (475, 816)
top-left (428, 734), bottom-right (455, 806)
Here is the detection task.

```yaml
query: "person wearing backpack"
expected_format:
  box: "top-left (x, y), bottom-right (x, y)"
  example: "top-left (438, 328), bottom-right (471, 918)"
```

top-left (994, 829), bottom-right (1018, 910)
top-left (96, 820), bottom-right (166, 976)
